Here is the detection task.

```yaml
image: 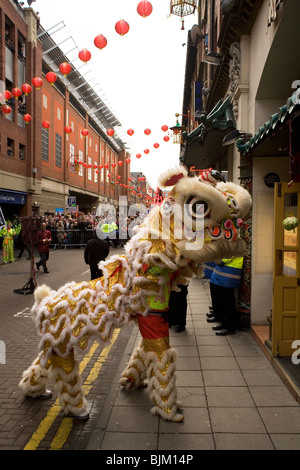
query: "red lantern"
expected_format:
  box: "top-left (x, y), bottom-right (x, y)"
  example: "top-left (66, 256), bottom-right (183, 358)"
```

top-left (115, 19), bottom-right (130, 36)
top-left (94, 34), bottom-right (107, 50)
top-left (136, 153), bottom-right (142, 159)
top-left (4, 90), bottom-right (12, 101)
top-left (23, 113), bottom-right (32, 124)
top-left (107, 173), bottom-right (112, 178)
top-left (21, 83), bottom-right (32, 95)
top-left (144, 149), bottom-right (150, 154)
top-left (99, 164), bottom-right (104, 169)
top-left (161, 124), bottom-right (168, 132)
top-left (46, 72), bottom-right (57, 85)
top-left (153, 143), bottom-right (159, 149)
top-left (118, 160), bottom-right (123, 166)
top-left (79, 48), bottom-right (91, 63)
top-left (111, 162), bottom-right (117, 168)
top-left (93, 164), bottom-right (98, 169)
top-left (125, 158), bottom-right (131, 164)
top-left (32, 77), bottom-right (43, 89)
top-left (128, 177), bottom-right (132, 182)
top-left (137, 1), bottom-right (153, 17)
top-left (163, 136), bottom-right (170, 142)
top-left (12, 87), bottom-right (22, 99)
top-left (127, 128), bottom-right (134, 136)
top-left (59, 62), bottom-right (72, 76)
top-left (144, 128), bottom-right (151, 135)
top-left (2, 105), bottom-right (12, 115)
top-left (42, 120), bottom-right (50, 129)
top-left (117, 175), bottom-right (121, 179)
top-left (107, 128), bottom-right (114, 136)
top-left (104, 163), bottom-right (109, 169)
top-left (81, 129), bottom-right (89, 137)
top-left (64, 126), bottom-right (72, 134)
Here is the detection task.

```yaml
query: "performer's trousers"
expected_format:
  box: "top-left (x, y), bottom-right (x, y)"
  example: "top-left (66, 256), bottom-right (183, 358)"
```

top-left (120, 313), bottom-right (182, 421)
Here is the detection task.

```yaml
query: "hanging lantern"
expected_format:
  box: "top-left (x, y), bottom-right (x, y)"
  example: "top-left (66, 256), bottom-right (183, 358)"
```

top-left (64, 126), bottom-right (72, 134)
top-left (23, 113), bottom-right (32, 124)
top-left (125, 158), bottom-right (131, 164)
top-left (170, 114), bottom-right (185, 144)
top-left (4, 90), bottom-right (12, 101)
top-left (111, 162), bottom-right (117, 168)
top-left (144, 148), bottom-right (150, 154)
top-left (21, 83), bottom-right (32, 95)
top-left (79, 48), bottom-right (92, 63)
top-left (12, 87), bottom-right (22, 99)
top-left (153, 143), bottom-right (159, 149)
top-left (99, 164), bottom-right (104, 169)
top-left (137, 1), bottom-right (153, 17)
top-left (59, 62), bottom-right (72, 76)
top-left (136, 153), bottom-right (142, 159)
top-left (127, 128), bottom-right (134, 136)
top-left (170, 0), bottom-right (197, 30)
top-left (118, 160), bottom-right (123, 166)
top-left (117, 175), bottom-right (121, 179)
top-left (144, 128), bottom-right (151, 135)
top-left (104, 163), bottom-right (109, 169)
top-left (32, 76), bottom-right (43, 89)
top-left (42, 120), bottom-right (50, 130)
top-left (46, 72), bottom-right (57, 85)
top-left (163, 135), bottom-right (170, 142)
top-left (115, 19), bottom-right (130, 36)
top-left (161, 124), bottom-right (168, 132)
top-left (94, 34), bottom-right (107, 50)
top-left (107, 173), bottom-right (112, 178)
top-left (2, 105), bottom-right (12, 115)
top-left (107, 128), bottom-right (114, 136)
top-left (81, 128), bottom-right (89, 137)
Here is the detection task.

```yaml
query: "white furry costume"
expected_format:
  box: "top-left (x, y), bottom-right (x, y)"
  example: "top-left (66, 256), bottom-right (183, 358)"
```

top-left (19, 166), bottom-right (251, 422)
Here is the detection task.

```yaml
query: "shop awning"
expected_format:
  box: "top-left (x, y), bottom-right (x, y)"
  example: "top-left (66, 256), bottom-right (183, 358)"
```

top-left (237, 90), bottom-right (300, 157)
top-left (182, 95), bottom-right (236, 168)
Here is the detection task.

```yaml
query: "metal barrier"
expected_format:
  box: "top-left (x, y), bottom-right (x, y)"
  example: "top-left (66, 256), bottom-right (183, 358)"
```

top-left (49, 229), bottom-right (94, 249)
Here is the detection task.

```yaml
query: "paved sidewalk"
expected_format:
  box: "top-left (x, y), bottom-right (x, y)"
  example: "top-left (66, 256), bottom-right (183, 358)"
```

top-left (87, 277), bottom-right (300, 451)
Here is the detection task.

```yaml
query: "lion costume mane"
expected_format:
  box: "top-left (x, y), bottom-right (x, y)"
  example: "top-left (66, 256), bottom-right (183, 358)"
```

top-left (19, 166), bottom-right (251, 422)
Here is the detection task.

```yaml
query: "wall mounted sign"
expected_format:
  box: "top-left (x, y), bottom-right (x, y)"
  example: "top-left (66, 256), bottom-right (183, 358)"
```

top-left (264, 172), bottom-right (280, 188)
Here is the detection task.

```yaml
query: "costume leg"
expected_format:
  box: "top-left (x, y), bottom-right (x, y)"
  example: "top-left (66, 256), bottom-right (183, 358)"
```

top-left (49, 350), bottom-right (88, 418)
top-left (120, 340), bottom-right (147, 390)
top-left (18, 354), bottom-right (52, 398)
top-left (138, 314), bottom-right (183, 423)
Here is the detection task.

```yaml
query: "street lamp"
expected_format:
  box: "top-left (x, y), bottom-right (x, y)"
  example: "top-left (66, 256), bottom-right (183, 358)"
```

top-left (170, 112), bottom-right (198, 143)
top-left (170, 0), bottom-right (197, 30)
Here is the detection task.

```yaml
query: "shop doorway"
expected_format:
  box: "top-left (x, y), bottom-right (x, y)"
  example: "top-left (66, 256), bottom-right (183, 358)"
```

top-left (272, 182), bottom-right (300, 357)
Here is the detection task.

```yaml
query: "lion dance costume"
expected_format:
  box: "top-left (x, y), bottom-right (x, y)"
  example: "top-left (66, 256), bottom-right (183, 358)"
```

top-left (19, 166), bottom-right (251, 422)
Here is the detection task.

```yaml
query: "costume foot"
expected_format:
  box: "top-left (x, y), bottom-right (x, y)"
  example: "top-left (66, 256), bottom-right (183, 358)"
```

top-left (67, 412), bottom-right (89, 420)
top-left (39, 389), bottom-right (53, 399)
top-left (169, 413), bottom-right (184, 423)
top-left (175, 325), bottom-right (186, 333)
top-left (44, 269), bottom-right (49, 273)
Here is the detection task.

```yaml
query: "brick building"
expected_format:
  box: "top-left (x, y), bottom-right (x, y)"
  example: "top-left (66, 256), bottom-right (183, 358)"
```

top-left (0, 0), bottom-right (132, 220)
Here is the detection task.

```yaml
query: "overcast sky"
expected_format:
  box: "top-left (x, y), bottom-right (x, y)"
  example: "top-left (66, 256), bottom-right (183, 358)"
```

top-left (30, 0), bottom-right (197, 187)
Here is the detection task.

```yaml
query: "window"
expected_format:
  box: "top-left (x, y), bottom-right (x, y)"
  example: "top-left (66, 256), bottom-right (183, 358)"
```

top-left (57, 107), bottom-right (61, 120)
top-left (19, 143), bottom-right (25, 161)
top-left (41, 128), bottom-right (49, 161)
top-left (88, 156), bottom-right (92, 181)
top-left (94, 161), bottom-right (98, 183)
top-left (78, 150), bottom-right (83, 177)
top-left (55, 133), bottom-right (62, 167)
top-left (7, 138), bottom-right (14, 157)
top-left (69, 144), bottom-right (75, 172)
top-left (43, 94), bottom-right (48, 108)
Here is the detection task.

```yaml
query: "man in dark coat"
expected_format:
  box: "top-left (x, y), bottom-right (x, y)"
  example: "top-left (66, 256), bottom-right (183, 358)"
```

top-left (84, 232), bottom-right (109, 280)
top-left (36, 222), bottom-right (52, 273)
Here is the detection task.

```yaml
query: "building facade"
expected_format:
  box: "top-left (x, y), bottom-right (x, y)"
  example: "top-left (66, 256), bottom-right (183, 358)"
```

top-left (0, 1), bottom-right (135, 221)
top-left (181, 0), bottom-right (300, 361)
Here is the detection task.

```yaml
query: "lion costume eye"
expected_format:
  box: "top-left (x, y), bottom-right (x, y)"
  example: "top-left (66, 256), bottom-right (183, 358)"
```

top-left (185, 195), bottom-right (210, 220)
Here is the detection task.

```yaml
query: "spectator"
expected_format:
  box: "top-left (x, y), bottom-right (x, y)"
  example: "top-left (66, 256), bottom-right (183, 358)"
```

top-left (36, 222), bottom-right (52, 273)
top-left (84, 232), bottom-right (109, 280)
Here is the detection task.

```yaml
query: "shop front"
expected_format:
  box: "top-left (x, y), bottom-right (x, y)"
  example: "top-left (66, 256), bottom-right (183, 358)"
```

top-left (0, 189), bottom-right (28, 221)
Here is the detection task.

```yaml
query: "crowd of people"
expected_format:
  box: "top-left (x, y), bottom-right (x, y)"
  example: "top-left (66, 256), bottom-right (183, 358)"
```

top-left (0, 210), bottom-right (146, 263)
